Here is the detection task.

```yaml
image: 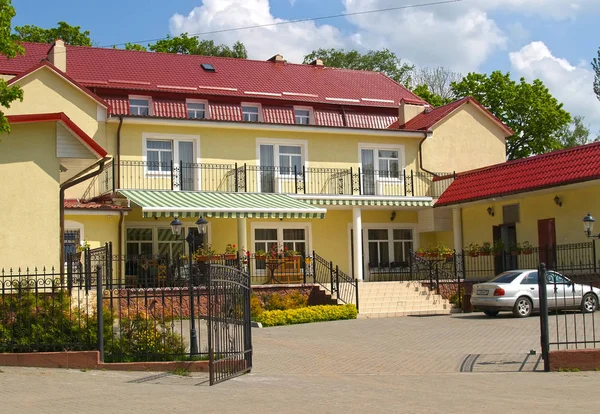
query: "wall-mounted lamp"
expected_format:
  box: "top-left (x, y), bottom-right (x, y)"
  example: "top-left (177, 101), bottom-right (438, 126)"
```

top-left (390, 211), bottom-right (396, 222)
top-left (487, 206), bottom-right (495, 217)
top-left (554, 196), bottom-right (562, 207)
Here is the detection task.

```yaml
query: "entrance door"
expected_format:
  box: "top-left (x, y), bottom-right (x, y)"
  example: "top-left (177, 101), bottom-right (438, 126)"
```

top-left (259, 144), bottom-right (276, 193)
top-left (493, 224), bottom-right (518, 275)
top-left (538, 218), bottom-right (556, 269)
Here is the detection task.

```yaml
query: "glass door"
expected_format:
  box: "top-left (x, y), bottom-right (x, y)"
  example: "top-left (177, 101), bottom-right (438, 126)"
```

top-left (259, 144), bottom-right (276, 193)
top-left (178, 141), bottom-right (195, 191)
top-left (361, 149), bottom-right (376, 195)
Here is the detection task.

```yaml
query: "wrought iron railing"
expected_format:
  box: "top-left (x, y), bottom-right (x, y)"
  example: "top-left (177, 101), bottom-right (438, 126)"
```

top-left (312, 252), bottom-right (359, 309)
top-left (108, 161), bottom-right (446, 198)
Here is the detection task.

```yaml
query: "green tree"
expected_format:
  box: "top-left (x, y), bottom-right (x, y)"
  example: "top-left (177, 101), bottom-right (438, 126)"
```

top-left (451, 71), bottom-right (571, 159)
top-left (148, 33), bottom-right (247, 58)
top-left (558, 115), bottom-right (591, 148)
top-left (12, 21), bottom-right (92, 46)
top-left (412, 84), bottom-right (453, 107)
top-left (303, 48), bottom-right (413, 85)
top-left (593, 47), bottom-right (600, 102)
top-left (0, 0), bottom-right (24, 133)
top-left (124, 42), bottom-right (147, 52)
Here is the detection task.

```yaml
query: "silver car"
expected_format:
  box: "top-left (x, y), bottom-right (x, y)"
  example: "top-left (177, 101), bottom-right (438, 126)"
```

top-left (471, 270), bottom-right (600, 318)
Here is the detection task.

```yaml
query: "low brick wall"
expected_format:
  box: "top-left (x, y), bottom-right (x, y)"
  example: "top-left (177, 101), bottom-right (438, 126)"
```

top-left (252, 284), bottom-right (335, 306)
top-left (549, 349), bottom-right (600, 371)
top-left (0, 351), bottom-right (209, 372)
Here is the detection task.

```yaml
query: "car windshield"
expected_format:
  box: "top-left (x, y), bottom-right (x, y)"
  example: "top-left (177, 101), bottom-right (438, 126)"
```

top-left (489, 271), bottom-right (523, 284)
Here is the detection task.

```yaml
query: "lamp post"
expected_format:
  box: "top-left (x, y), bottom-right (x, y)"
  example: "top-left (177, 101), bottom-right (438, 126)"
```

top-left (170, 216), bottom-right (209, 355)
top-left (583, 213), bottom-right (600, 239)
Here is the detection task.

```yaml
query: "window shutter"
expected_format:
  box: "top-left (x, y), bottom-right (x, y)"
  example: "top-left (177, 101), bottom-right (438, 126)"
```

top-left (503, 204), bottom-right (520, 224)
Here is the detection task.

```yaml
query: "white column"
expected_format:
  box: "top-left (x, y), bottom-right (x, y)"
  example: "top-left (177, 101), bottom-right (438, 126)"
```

top-left (237, 217), bottom-right (248, 253)
top-left (452, 208), bottom-right (463, 252)
top-left (352, 207), bottom-right (363, 281)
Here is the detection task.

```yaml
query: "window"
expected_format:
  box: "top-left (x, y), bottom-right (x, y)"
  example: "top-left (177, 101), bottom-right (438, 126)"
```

top-left (126, 226), bottom-right (210, 258)
top-left (294, 107), bottom-right (312, 125)
top-left (257, 139), bottom-right (307, 192)
top-left (129, 97), bottom-right (151, 116)
top-left (377, 150), bottom-right (400, 178)
top-left (278, 145), bottom-right (302, 175)
top-left (368, 229), bottom-right (390, 268)
top-left (359, 144), bottom-right (405, 196)
top-left (253, 224), bottom-right (310, 259)
top-left (521, 271), bottom-right (539, 285)
top-left (157, 228), bottom-right (185, 258)
top-left (366, 228), bottom-right (414, 269)
top-left (392, 229), bottom-right (413, 263)
top-left (146, 140), bottom-right (173, 172)
top-left (503, 204), bottom-right (520, 224)
top-left (242, 104), bottom-right (261, 122)
top-left (187, 101), bottom-right (207, 119)
top-left (126, 228), bottom-right (153, 256)
top-left (64, 229), bottom-right (81, 261)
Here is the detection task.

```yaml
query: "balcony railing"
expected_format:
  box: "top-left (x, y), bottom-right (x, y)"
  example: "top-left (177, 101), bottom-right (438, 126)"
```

top-left (96, 161), bottom-right (449, 198)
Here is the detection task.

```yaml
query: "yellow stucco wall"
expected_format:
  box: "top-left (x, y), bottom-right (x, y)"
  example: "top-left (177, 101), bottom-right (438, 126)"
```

top-left (422, 103), bottom-right (507, 173)
top-left (0, 123), bottom-right (61, 268)
top-left (65, 215), bottom-right (120, 249)
top-left (460, 184), bottom-right (600, 248)
top-left (4, 67), bottom-right (107, 147)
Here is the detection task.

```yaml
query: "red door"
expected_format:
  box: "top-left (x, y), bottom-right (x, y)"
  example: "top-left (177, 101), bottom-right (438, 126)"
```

top-left (537, 218), bottom-right (556, 268)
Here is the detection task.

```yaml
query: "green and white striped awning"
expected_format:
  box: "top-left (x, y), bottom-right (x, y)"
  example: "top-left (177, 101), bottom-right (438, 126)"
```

top-left (118, 190), bottom-right (327, 219)
top-left (295, 197), bottom-right (433, 207)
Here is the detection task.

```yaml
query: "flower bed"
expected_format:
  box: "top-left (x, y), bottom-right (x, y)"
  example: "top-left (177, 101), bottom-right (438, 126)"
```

top-left (255, 304), bottom-right (358, 327)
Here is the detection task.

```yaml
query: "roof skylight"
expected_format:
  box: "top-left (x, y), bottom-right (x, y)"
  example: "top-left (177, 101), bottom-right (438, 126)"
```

top-left (201, 63), bottom-right (216, 72)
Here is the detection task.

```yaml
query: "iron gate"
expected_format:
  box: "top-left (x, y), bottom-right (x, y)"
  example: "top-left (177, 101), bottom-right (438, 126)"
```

top-left (207, 264), bottom-right (253, 385)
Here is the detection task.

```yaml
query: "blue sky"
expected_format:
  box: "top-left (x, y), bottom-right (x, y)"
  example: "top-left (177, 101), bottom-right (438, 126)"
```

top-left (12, 0), bottom-right (600, 131)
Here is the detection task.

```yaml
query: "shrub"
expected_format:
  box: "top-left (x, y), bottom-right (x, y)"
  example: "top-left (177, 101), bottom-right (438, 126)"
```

top-left (261, 291), bottom-right (308, 312)
top-left (256, 304), bottom-right (357, 327)
top-left (250, 294), bottom-right (263, 320)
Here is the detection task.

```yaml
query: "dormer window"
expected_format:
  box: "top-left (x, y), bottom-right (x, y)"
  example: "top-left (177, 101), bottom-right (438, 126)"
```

top-left (187, 100), bottom-right (208, 119)
top-left (242, 103), bottom-right (261, 122)
top-left (294, 107), bottom-right (313, 125)
top-left (129, 96), bottom-right (152, 116)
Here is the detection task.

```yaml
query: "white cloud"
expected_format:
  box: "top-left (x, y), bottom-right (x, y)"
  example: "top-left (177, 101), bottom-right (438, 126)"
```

top-left (169, 0), bottom-right (346, 63)
top-left (510, 41), bottom-right (600, 133)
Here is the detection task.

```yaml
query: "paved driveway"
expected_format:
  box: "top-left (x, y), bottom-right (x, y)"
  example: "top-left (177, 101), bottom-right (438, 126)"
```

top-left (252, 313), bottom-right (542, 374)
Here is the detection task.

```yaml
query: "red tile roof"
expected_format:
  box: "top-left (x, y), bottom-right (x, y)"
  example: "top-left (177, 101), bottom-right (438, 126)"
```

top-left (0, 42), bottom-right (426, 109)
top-left (399, 96), bottom-right (514, 136)
top-left (64, 199), bottom-right (130, 210)
top-left (435, 142), bottom-right (600, 206)
top-left (6, 112), bottom-right (108, 158)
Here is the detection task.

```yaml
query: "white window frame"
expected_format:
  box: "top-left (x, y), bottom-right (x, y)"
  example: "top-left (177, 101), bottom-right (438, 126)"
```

top-left (358, 143), bottom-right (405, 195)
top-left (129, 95), bottom-right (153, 116)
top-left (125, 222), bottom-right (213, 256)
top-left (186, 99), bottom-right (209, 119)
top-left (241, 102), bottom-right (263, 122)
top-left (347, 222), bottom-right (418, 281)
top-left (250, 222), bottom-right (312, 275)
top-left (256, 138), bottom-right (308, 192)
top-left (293, 106), bottom-right (313, 125)
top-left (142, 133), bottom-right (201, 188)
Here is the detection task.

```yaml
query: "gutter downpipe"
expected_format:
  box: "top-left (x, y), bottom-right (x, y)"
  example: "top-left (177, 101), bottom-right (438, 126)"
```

top-left (59, 157), bottom-right (109, 279)
top-left (418, 131), bottom-right (438, 176)
top-left (117, 210), bottom-right (124, 284)
top-left (116, 116), bottom-right (123, 189)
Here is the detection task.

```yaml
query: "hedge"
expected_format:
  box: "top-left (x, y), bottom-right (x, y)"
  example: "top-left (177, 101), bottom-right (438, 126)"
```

top-left (255, 304), bottom-right (357, 327)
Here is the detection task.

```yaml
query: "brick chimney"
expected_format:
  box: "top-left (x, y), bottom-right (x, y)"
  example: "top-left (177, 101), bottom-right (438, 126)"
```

top-left (309, 58), bottom-right (324, 66)
top-left (267, 54), bottom-right (285, 63)
top-left (398, 98), bottom-right (426, 126)
top-left (48, 39), bottom-right (66, 72)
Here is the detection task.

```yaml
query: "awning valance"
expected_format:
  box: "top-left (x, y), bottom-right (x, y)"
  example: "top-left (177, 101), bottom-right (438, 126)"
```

top-left (292, 196), bottom-right (433, 208)
top-left (118, 190), bottom-right (327, 219)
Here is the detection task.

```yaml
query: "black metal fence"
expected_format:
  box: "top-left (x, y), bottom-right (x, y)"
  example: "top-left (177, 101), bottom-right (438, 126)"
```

top-left (107, 161), bottom-right (447, 198)
top-left (312, 252), bottom-right (359, 309)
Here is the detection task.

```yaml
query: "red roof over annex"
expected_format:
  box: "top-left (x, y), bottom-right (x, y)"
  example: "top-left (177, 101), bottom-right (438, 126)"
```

top-left (435, 142), bottom-right (600, 207)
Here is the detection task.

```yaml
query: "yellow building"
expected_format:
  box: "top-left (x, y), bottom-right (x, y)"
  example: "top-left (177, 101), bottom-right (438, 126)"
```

top-left (0, 40), bottom-right (512, 286)
top-left (435, 143), bottom-right (600, 280)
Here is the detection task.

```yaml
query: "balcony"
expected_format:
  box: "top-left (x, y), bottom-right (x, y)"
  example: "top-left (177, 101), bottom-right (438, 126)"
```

top-left (92, 161), bottom-right (451, 198)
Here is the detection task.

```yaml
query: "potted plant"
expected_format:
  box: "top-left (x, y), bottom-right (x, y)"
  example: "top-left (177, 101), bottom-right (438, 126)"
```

top-left (416, 247), bottom-right (429, 258)
top-left (479, 242), bottom-right (492, 256)
top-left (194, 245), bottom-right (217, 262)
top-left (521, 241), bottom-right (534, 255)
top-left (465, 243), bottom-right (480, 257)
top-left (492, 239), bottom-right (504, 256)
top-left (75, 240), bottom-right (90, 261)
top-left (254, 249), bottom-right (267, 260)
top-left (510, 242), bottom-right (522, 256)
top-left (224, 243), bottom-right (238, 260)
top-left (438, 243), bottom-right (454, 259)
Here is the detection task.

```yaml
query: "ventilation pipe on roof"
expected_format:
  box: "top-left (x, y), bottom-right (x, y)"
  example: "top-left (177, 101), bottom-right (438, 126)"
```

top-left (398, 98), bottom-right (426, 126)
top-left (48, 39), bottom-right (66, 72)
top-left (309, 58), bottom-right (324, 66)
top-left (267, 54), bottom-right (285, 63)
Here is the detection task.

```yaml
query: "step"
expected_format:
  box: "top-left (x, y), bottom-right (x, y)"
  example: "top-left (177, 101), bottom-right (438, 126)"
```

top-left (357, 309), bottom-right (452, 318)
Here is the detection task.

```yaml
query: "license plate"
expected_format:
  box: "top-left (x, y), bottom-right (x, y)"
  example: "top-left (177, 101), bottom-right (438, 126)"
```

top-left (477, 289), bottom-right (489, 295)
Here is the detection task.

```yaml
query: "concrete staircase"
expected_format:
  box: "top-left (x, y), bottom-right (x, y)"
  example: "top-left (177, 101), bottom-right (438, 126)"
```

top-left (357, 281), bottom-right (451, 318)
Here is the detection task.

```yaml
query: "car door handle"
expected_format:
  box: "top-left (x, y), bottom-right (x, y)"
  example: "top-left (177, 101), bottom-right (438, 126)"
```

top-left (530, 287), bottom-right (535, 290)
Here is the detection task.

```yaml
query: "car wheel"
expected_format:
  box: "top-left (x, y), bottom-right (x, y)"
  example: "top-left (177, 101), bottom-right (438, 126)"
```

top-left (513, 297), bottom-right (533, 318)
top-left (483, 310), bottom-right (500, 317)
top-left (581, 293), bottom-right (598, 313)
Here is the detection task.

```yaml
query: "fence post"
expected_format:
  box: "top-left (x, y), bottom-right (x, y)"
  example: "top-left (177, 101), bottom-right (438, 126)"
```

top-left (170, 161), bottom-right (174, 190)
top-left (312, 250), bottom-right (317, 283)
top-left (67, 256), bottom-right (73, 291)
top-left (294, 165), bottom-right (298, 194)
top-left (538, 262), bottom-right (550, 372)
top-left (335, 265), bottom-right (340, 297)
top-left (357, 167), bottom-right (362, 195)
top-left (403, 169), bottom-right (407, 196)
top-left (593, 239), bottom-right (597, 273)
top-left (409, 250), bottom-right (413, 280)
top-left (355, 278), bottom-right (359, 312)
top-left (454, 251), bottom-right (462, 308)
top-left (96, 264), bottom-right (104, 363)
top-left (302, 251), bottom-right (307, 284)
top-left (329, 261), bottom-right (335, 294)
top-left (235, 162), bottom-right (239, 192)
top-left (410, 170), bottom-right (414, 197)
top-left (435, 264), bottom-right (440, 295)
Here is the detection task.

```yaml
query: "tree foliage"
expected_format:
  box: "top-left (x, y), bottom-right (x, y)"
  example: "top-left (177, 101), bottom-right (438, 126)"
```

top-left (124, 42), bottom-right (147, 52)
top-left (593, 47), bottom-right (600, 102)
top-left (303, 48), bottom-right (413, 85)
top-left (0, 0), bottom-right (24, 134)
top-left (12, 21), bottom-right (92, 46)
top-left (148, 33), bottom-right (247, 58)
top-left (451, 71), bottom-right (571, 159)
top-left (558, 115), bottom-right (592, 149)
top-left (412, 84), bottom-right (453, 107)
